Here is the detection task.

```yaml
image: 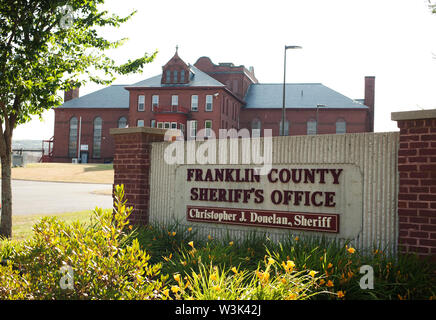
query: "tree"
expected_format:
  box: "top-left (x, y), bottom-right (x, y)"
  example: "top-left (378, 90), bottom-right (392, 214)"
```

top-left (0, 0), bottom-right (157, 238)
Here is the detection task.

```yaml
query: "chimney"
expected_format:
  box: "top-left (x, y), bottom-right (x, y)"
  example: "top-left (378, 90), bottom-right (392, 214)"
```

top-left (364, 76), bottom-right (375, 132)
top-left (64, 87), bottom-right (80, 102)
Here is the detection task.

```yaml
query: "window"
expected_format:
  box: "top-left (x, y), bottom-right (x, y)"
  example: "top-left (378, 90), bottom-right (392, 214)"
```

top-left (191, 95), bottom-right (198, 111)
top-left (118, 116), bottom-right (128, 128)
top-left (336, 119), bottom-right (346, 134)
top-left (279, 120), bottom-right (289, 136)
top-left (157, 122), bottom-right (163, 129)
top-left (181, 70), bottom-right (185, 82)
top-left (93, 117), bottom-right (102, 158)
top-left (164, 122), bottom-right (170, 129)
top-left (150, 119), bottom-right (156, 128)
top-left (68, 117), bottom-right (78, 158)
top-left (138, 95), bottom-right (145, 111)
top-left (166, 70), bottom-right (171, 83)
top-left (188, 120), bottom-right (198, 138)
top-left (172, 95), bottom-right (178, 106)
top-left (307, 119), bottom-right (317, 135)
top-left (205, 95), bottom-right (213, 111)
top-left (233, 80), bottom-right (238, 94)
top-left (137, 119), bottom-right (144, 127)
top-left (205, 120), bottom-right (212, 138)
top-left (171, 122), bottom-right (177, 129)
top-left (173, 70), bottom-right (178, 83)
top-left (152, 95), bottom-right (159, 111)
top-left (252, 118), bottom-right (261, 138)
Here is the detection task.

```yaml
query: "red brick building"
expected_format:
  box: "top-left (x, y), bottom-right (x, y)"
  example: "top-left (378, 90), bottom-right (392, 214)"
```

top-left (52, 50), bottom-right (375, 163)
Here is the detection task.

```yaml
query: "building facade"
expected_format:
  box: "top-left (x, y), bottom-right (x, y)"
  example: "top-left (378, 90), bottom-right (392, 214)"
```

top-left (51, 50), bottom-right (375, 163)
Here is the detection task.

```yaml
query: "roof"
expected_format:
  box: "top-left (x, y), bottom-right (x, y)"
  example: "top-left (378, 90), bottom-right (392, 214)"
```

top-left (126, 66), bottom-right (225, 88)
top-left (60, 85), bottom-right (129, 109)
top-left (59, 66), bottom-right (226, 109)
top-left (244, 83), bottom-right (368, 109)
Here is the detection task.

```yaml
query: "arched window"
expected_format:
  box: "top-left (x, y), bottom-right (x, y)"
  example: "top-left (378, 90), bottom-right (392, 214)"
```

top-left (336, 118), bottom-right (346, 134)
top-left (180, 70), bottom-right (185, 83)
top-left (118, 116), bottom-right (128, 128)
top-left (68, 117), bottom-right (78, 158)
top-left (166, 70), bottom-right (171, 83)
top-left (307, 118), bottom-right (317, 135)
top-left (252, 118), bottom-right (261, 137)
top-left (93, 117), bottom-right (102, 158)
top-left (173, 70), bottom-right (178, 83)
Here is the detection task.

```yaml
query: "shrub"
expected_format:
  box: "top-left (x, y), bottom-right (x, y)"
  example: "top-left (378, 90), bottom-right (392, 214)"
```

top-left (0, 185), bottom-right (168, 300)
top-left (167, 255), bottom-right (326, 300)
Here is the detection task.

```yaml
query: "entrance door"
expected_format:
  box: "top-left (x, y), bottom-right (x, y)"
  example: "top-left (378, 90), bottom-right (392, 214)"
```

top-left (81, 152), bottom-right (88, 164)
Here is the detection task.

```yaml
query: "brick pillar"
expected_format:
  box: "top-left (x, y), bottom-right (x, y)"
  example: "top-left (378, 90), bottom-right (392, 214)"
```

top-left (110, 127), bottom-right (166, 225)
top-left (392, 109), bottom-right (436, 257)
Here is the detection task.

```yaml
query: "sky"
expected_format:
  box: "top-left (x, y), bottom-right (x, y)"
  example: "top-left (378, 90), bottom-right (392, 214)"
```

top-left (13, 0), bottom-right (436, 140)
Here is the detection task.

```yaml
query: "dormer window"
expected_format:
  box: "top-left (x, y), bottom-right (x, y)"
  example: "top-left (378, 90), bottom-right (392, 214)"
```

top-left (161, 49), bottom-right (190, 85)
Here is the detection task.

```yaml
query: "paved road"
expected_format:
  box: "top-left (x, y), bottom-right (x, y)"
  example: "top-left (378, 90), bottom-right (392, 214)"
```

top-left (1, 180), bottom-right (113, 215)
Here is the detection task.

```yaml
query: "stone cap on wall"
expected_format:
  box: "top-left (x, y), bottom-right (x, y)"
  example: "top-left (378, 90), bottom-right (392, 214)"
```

top-left (109, 127), bottom-right (167, 136)
top-left (391, 109), bottom-right (436, 121)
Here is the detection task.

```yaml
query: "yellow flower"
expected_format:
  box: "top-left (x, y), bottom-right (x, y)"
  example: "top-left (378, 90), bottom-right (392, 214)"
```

top-left (162, 289), bottom-right (169, 296)
top-left (213, 285), bottom-right (221, 292)
top-left (327, 263), bottom-right (333, 269)
top-left (267, 258), bottom-right (275, 265)
top-left (337, 290), bottom-right (345, 298)
top-left (294, 236), bottom-right (299, 241)
top-left (326, 280), bottom-right (334, 287)
top-left (309, 270), bottom-right (317, 278)
top-left (229, 241), bottom-right (234, 246)
top-left (346, 246), bottom-right (355, 254)
top-left (173, 274), bottom-right (181, 283)
top-left (281, 278), bottom-right (287, 284)
top-left (208, 235), bottom-right (212, 241)
top-left (172, 231), bottom-right (176, 236)
top-left (231, 267), bottom-right (238, 274)
top-left (319, 279), bottom-right (325, 285)
top-left (188, 241), bottom-right (194, 248)
top-left (210, 273), bottom-right (217, 281)
top-left (171, 286), bottom-right (180, 293)
top-left (181, 261), bottom-right (187, 266)
top-left (282, 260), bottom-right (295, 273)
top-left (257, 271), bottom-right (270, 283)
top-left (188, 227), bottom-right (192, 232)
top-left (288, 293), bottom-right (298, 300)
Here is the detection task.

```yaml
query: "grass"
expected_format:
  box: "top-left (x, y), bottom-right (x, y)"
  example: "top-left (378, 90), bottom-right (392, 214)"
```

top-left (4, 163), bottom-right (114, 184)
top-left (9, 210), bottom-right (93, 242)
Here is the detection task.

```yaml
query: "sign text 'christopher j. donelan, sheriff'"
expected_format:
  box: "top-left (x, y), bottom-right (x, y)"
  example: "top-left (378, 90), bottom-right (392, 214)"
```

top-left (185, 167), bottom-right (344, 233)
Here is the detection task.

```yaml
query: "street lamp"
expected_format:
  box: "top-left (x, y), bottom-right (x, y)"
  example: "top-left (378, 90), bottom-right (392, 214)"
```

top-left (316, 104), bottom-right (326, 134)
top-left (281, 45), bottom-right (302, 136)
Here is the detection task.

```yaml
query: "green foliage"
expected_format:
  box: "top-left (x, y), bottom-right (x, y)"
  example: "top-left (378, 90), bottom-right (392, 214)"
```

top-left (135, 223), bottom-right (436, 300)
top-left (167, 258), bottom-right (324, 300)
top-left (0, 0), bottom-right (156, 124)
top-left (0, 185), bottom-right (168, 300)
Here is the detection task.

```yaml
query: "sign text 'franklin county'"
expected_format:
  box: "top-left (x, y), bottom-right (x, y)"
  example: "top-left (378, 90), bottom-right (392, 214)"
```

top-left (185, 167), bottom-right (343, 233)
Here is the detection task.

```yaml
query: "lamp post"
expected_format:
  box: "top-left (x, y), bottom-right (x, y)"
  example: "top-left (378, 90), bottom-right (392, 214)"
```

top-left (281, 45), bottom-right (302, 136)
top-left (316, 104), bottom-right (326, 134)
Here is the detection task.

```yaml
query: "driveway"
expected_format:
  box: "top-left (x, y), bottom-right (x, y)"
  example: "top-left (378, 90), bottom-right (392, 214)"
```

top-left (1, 180), bottom-right (113, 215)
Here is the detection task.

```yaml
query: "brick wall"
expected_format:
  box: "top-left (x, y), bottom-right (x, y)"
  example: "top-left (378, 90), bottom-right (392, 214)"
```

top-left (53, 107), bottom-right (128, 163)
top-left (110, 127), bottom-right (166, 225)
top-left (239, 108), bottom-right (369, 136)
top-left (392, 109), bottom-right (436, 257)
